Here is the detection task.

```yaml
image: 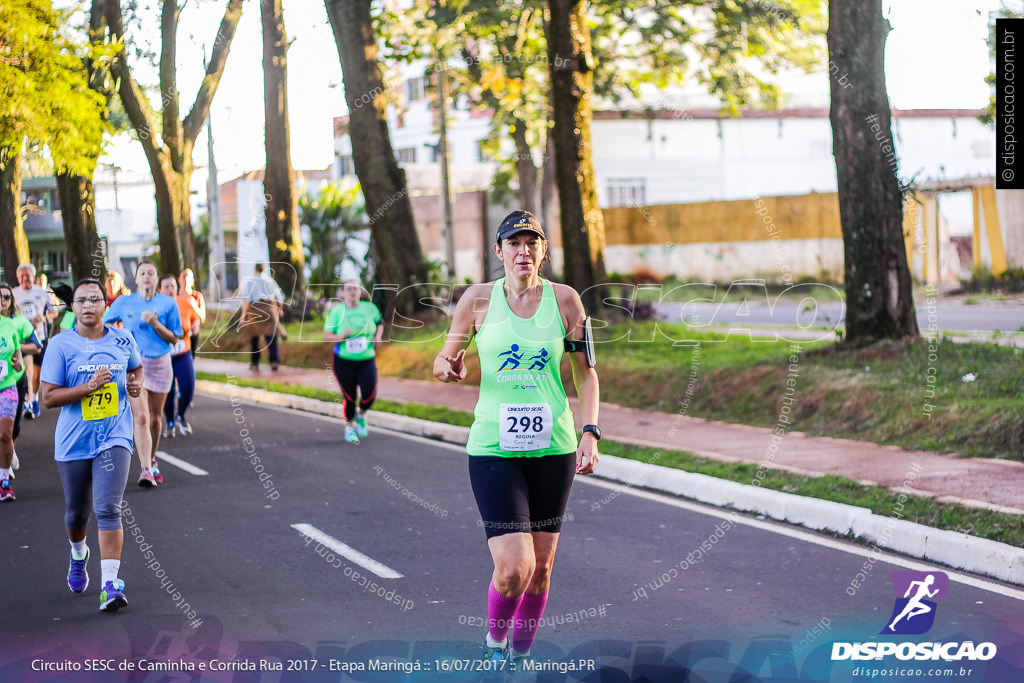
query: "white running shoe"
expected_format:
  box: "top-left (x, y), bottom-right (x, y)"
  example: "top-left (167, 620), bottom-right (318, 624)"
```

top-left (344, 426), bottom-right (360, 444)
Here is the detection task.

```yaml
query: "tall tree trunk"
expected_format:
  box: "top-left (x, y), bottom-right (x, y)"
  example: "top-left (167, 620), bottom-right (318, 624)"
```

top-left (511, 122), bottom-right (539, 216)
top-left (261, 0), bottom-right (305, 301)
top-left (0, 145), bottom-right (29, 285)
top-left (546, 0), bottom-right (606, 309)
top-left (56, 173), bottom-right (105, 281)
top-left (539, 111), bottom-right (558, 279)
top-left (106, 0), bottom-right (242, 278)
top-left (52, 0), bottom-right (111, 285)
top-left (325, 0), bottom-right (428, 317)
top-left (828, 0), bottom-right (918, 343)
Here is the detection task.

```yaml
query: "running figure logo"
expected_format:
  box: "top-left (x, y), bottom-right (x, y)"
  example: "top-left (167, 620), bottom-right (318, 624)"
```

top-left (496, 344), bottom-right (523, 372)
top-left (496, 344), bottom-right (551, 372)
top-left (881, 571), bottom-right (949, 635)
top-left (527, 348), bottom-right (550, 370)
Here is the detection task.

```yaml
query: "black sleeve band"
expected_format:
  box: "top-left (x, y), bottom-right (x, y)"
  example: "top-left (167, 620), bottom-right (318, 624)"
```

top-left (564, 317), bottom-right (595, 367)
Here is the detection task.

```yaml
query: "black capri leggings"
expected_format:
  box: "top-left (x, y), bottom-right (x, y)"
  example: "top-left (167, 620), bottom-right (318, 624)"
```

top-left (12, 375), bottom-right (27, 441)
top-left (469, 452), bottom-right (576, 539)
top-left (331, 356), bottom-right (378, 422)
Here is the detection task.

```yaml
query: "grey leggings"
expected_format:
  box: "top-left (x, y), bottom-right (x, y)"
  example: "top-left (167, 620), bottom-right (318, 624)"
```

top-left (57, 446), bottom-right (131, 532)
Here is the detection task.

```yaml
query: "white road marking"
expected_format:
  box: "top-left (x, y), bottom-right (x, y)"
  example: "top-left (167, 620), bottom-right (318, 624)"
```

top-left (199, 393), bottom-right (1024, 600)
top-left (155, 450), bottom-right (209, 476)
top-left (291, 523), bottom-right (404, 579)
top-left (582, 477), bottom-right (1024, 602)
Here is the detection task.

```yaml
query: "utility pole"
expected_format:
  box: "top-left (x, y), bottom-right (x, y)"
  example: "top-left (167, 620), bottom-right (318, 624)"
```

top-left (436, 61), bottom-right (456, 281)
top-left (206, 111), bottom-right (226, 301)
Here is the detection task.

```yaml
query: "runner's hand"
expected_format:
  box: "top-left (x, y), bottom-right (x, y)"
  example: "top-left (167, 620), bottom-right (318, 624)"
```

top-left (434, 348), bottom-right (467, 383)
top-left (88, 367), bottom-right (112, 391)
top-left (126, 371), bottom-right (142, 397)
top-left (575, 434), bottom-right (599, 475)
top-left (141, 310), bottom-right (157, 325)
top-left (12, 354), bottom-right (22, 373)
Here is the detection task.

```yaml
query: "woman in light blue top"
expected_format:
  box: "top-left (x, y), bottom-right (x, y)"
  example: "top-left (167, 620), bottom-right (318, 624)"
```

top-left (104, 261), bottom-right (182, 487)
top-left (41, 279), bottom-right (143, 611)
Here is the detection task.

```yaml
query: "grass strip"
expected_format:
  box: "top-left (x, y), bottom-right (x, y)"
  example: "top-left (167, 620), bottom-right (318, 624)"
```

top-left (196, 371), bottom-right (1023, 549)
top-left (195, 371), bottom-right (474, 427)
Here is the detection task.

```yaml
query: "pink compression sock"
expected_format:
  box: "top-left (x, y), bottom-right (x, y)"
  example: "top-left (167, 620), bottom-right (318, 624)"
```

top-left (511, 591), bottom-right (549, 654)
top-left (487, 583), bottom-right (523, 643)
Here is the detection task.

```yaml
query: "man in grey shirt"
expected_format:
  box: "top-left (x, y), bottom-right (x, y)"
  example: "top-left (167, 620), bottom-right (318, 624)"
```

top-left (239, 263), bottom-right (285, 372)
top-left (12, 263), bottom-right (54, 419)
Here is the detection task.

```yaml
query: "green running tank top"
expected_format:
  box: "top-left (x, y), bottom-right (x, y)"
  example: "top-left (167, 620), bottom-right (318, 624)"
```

top-left (466, 278), bottom-right (578, 457)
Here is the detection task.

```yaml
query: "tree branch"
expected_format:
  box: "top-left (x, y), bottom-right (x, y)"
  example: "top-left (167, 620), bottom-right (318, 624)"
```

top-left (183, 0), bottom-right (244, 143)
top-left (105, 0), bottom-right (165, 171)
top-left (161, 0), bottom-right (183, 169)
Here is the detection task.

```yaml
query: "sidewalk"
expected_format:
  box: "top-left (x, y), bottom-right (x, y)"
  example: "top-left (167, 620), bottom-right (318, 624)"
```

top-left (195, 358), bottom-right (1024, 515)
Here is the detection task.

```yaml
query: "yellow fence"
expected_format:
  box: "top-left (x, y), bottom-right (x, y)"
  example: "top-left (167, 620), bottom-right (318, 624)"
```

top-left (602, 193), bottom-right (843, 246)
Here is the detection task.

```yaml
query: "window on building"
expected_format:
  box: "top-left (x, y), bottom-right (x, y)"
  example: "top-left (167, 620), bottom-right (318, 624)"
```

top-left (338, 154), bottom-right (355, 176)
top-left (404, 76), bottom-right (425, 102)
top-left (606, 179), bottom-right (647, 208)
top-left (48, 250), bottom-right (69, 275)
top-left (396, 147), bottom-right (417, 164)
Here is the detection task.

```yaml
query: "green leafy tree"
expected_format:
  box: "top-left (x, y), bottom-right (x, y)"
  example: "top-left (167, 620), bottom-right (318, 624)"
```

top-left (262, 0), bottom-right (305, 301)
top-left (981, 4), bottom-right (1021, 126)
top-left (299, 183), bottom-right (369, 296)
top-left (381, 0), bottom-right (826, 300)
top-left (104, 0), bottom-right (244, 277)
top-left (0, 0), bottom-right (107, 283)
top-left (57, 0), bottom-right (125, 283)
top-left (324, 0), bottom-right (429, 319)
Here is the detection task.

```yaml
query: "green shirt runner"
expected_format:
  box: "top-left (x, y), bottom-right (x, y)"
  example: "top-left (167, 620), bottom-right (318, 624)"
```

top-left (4, 314), bottom-right (34, 383)
top-left (324, 300), bottom-right (382, 361)
top-left (0, 317), bottom-right (21, 391)
top-left (467, 278), bottom-right (578, 458)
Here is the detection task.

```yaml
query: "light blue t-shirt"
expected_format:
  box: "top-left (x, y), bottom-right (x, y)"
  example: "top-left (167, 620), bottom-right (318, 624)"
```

top-left (41, 326), bottom-right (142, 462)
top-left (103, 292), bottom-right (183, 358)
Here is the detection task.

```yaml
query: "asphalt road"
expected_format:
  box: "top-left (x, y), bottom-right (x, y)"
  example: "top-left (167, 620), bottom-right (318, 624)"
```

top-left (3, 395), bottom-right (1023, 682)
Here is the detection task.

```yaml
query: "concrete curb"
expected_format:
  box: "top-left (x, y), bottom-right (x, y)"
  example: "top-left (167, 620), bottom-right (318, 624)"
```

top-left (196, 380), bottom-right (1024, 587)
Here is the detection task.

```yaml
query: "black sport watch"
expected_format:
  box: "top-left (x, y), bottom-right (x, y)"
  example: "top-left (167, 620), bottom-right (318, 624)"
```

top-left (582, 424), bottom-right (602, 441)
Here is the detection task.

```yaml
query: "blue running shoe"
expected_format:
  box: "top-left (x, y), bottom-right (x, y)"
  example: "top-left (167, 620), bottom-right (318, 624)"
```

top-left (482, 636), bottom-right (509, 664)
top-left (68, 548), bottom-right (89, 593)
top-left (99, 580), bottom-right (128, 612)
top-left (31, 398), bottom-right (40, 418)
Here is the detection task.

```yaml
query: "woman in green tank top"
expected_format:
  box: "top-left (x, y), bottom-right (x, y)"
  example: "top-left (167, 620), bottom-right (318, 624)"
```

top-left (433, 210), bottom-right (601, 667)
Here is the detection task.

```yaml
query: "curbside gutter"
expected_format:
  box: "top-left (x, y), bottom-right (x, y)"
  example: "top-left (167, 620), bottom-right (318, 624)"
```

top-left (196, 380), bottom-right (1024, 587)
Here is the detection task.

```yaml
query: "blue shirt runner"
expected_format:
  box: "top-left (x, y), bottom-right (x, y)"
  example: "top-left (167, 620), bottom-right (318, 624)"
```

top-left (104, 292), bottom-right (182, 358)
top-left (41, 326), bottom-right (142, 462)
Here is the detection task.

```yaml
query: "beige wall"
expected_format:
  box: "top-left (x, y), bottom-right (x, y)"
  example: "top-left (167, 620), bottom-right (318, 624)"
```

top-left (601, 193), bottom-right (844, 282)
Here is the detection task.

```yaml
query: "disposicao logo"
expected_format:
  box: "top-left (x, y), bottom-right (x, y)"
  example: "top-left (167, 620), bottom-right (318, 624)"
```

top-left (882, 570), bottom-right (948, 635)
top-left (831, 570), bottom-right (997, 663)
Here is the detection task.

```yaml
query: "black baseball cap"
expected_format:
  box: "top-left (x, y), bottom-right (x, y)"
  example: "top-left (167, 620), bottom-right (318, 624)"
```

top-left (496, 210), bottom-right (546, 242)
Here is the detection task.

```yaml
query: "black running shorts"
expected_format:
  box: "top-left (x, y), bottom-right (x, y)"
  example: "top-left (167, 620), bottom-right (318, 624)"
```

top-left (468, 452), bottom-right (576, 540)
